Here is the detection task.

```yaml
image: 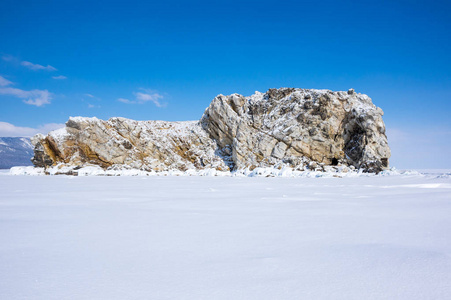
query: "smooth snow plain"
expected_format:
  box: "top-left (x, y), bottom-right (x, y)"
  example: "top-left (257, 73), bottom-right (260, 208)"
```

top-left (1, 170), bottom-right (450, 299)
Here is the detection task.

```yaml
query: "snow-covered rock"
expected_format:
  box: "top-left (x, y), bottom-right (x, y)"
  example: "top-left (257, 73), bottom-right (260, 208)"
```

top-left (31, 88), bottom-right (391, 174)
top-left (31, 118), bottom-right (229, 172)
top-left (202, 88), bottom-right (390, 172)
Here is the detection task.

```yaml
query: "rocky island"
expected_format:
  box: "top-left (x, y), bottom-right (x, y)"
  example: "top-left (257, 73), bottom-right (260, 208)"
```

top-left (31, 88), bottom-right (391, 175)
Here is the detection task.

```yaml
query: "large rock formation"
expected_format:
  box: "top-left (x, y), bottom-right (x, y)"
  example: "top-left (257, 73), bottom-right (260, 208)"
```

top-left (31, 88), bottom-right (390, 174)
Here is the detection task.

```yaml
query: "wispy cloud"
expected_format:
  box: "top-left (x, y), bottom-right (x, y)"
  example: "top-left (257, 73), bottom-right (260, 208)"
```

top-left (21, 61), bottom-right (57, 71)
top-left (1, 55), bottom-right (14, 62)
top-left (135, 91), bottom-right (164, 107)
top-left (0, 58), bottom-right (54, 106)
top-left (0, 87), bottom-right (52, 106)
top-left (2, 55), bottom-right (58, 72)
top-left (118, 89), bottom-right (166, 107)
top-left (0, 75), bottom-right (13, 87)
top-left (0, 122), bottom-right (64, 137)
top-left (84, 94), bottom-right (95, 98)
top-left (118, 98), bottom-right (133, 104)
top-left (52, 75), bottom-right (67, 80)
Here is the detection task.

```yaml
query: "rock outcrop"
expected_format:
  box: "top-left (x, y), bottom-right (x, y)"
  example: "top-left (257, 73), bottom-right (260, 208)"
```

top-left (31, 119), bottom-right (230, 173)
top-left (31, 88), bottom-right (390, 174)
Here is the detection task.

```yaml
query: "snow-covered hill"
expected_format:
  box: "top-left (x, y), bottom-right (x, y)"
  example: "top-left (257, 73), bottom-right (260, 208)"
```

top-left (0, 137), bottom-right (33, 169)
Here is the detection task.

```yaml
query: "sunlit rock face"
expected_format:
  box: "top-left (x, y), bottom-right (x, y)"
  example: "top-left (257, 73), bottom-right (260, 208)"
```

top-left (31, 118), bottom-right (229, 173)
top-left (201, 88), bottom-right (390, 172)
top-left (32, 88), bottom-right (390, 173)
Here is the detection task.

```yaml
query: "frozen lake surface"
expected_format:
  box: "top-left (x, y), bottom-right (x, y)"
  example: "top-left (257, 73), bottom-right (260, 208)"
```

top-left (1, 171), bottom-right (450, 299)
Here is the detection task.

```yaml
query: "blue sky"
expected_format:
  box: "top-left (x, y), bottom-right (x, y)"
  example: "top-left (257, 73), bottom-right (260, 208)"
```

top-left (0, 0), bottom-right (450, 168)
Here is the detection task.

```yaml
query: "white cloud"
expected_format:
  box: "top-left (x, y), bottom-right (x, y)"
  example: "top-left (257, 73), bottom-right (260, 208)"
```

top-left (0, 87), bottom-right (52, 106)
top-left (0, 122), bottom-right (64, 137)
top-left (21, 61), bottom-right (57, 71)
top-left (0, 75), bottom-right (13, 87)
top-left (84, 94), bottom-right (95, 98)
top-left (2, 55), bottom-right (58, 72)
top-left (119, 89), bottom-right (166, 107)
top-left (135, 91), bottom-right (164, 107)
top-left (118, 98), bottom-right (134, 104)
top-left (52, 75), bottom-right (67, 80)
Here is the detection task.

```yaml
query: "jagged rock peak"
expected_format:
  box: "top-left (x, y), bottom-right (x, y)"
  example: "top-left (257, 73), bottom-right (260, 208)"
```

top-left (31, 88), bottom-right (390, 174)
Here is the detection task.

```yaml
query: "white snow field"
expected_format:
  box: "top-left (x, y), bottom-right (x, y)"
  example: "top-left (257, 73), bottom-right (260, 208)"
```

top-left (1, 171), bottom-right (451, 299)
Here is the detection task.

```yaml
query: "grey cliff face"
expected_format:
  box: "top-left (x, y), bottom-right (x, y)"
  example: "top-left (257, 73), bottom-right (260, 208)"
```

top-left (31, 88), bottom-right (390, 174)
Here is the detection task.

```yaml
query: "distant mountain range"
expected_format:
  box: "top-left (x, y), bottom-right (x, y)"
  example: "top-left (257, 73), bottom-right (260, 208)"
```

top-left (0, 137), bottom-right (34, 169)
